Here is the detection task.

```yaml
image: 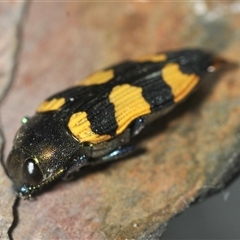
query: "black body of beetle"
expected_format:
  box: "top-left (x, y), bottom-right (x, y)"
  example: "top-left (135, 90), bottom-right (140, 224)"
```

top-left (6, 49), bottom-right (223, 197)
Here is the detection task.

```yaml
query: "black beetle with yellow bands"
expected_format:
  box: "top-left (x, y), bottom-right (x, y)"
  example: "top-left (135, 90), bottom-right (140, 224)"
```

top-left (6, 49), bottom-right (224, 197)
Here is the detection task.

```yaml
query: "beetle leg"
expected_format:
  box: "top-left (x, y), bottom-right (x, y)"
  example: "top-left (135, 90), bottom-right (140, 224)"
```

top-left (62, 154), bottom-right (88, 180)
top-left (131, 117), bottom-right (146, 137)
top-left (90, 145), bottom-right (136, 165)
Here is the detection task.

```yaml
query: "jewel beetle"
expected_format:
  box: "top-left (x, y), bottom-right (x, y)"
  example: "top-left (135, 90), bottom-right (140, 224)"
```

top-left (6, 49), bottom-right (225, 198)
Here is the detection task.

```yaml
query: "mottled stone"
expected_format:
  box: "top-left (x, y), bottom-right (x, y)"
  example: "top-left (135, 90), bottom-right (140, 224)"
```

top-left (0, 1), bottom-right (28, 240)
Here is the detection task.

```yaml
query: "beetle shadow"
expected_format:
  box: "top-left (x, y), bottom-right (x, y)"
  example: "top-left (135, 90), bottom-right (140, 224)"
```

top-left (38, 64), bottom-right (236, 196)
top-left (37, 146), bottom-right (147, 197)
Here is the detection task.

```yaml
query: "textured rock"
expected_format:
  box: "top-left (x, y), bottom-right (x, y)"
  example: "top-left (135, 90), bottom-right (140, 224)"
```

top-left (0, 1), bottom-right (28, 240)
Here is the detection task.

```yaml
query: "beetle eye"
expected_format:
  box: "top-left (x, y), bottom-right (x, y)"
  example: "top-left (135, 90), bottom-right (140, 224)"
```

top-left (22, 159), bottom-right (43, 185)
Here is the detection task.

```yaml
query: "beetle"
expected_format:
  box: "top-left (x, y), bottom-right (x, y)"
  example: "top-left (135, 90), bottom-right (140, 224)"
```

top-left (5, 49), bottom-right (224, 198)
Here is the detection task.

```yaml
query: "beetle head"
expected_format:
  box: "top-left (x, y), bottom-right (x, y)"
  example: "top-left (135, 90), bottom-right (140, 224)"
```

top-left (6, 114), bottom-right (82, 198)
